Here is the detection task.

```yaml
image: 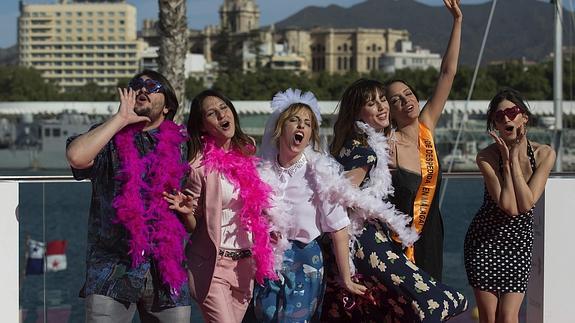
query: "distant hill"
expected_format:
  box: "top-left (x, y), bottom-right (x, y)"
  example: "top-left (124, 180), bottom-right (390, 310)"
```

top-left (0, 45), bottom-right (18, 66)
top-left (276, 0), bottom-right (575, 66)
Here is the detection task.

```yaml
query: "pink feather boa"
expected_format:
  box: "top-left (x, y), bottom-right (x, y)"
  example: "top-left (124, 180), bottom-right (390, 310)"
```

top-left (202, 137), bottom-right (277, 284)
top-left (112, 120), bottom-right (190, 294)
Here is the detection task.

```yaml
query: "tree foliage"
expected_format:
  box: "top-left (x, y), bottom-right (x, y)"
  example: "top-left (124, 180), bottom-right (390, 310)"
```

top-left (2, 57), bottom-right (574, 102)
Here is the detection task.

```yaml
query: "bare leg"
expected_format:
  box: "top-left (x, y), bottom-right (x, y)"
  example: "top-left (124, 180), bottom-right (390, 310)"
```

top-left (496, 292), bottom-right (524, 323)
top-left (473, 289), bottom-right (498, 323)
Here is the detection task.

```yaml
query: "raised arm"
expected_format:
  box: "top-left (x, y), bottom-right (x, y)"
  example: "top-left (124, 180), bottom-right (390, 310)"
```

top-left (66, 88), bottom-right (151, 169)
top-left (509, 130), bottom-right (556, 213)
top-left (419, 0), bottom-right (462, 131)
top-left (478, 140), bottom-right (519, 216)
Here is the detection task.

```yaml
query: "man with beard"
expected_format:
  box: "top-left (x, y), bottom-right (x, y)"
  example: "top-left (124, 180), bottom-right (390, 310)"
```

top-left (66, 70), bottom-right (192, 323)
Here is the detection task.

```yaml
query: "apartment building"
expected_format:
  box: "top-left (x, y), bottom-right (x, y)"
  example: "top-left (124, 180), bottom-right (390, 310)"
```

top-left (18, 0), bottom-right (146, 90)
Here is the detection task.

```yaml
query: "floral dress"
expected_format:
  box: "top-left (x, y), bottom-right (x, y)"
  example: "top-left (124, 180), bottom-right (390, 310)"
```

top-left (320, 136), bottom-right (468, 322)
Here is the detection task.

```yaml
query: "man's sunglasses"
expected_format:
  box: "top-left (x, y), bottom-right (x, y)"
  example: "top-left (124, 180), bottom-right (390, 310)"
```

top-left (494, 105), bottom-right (523, 123)
top-left (128, 78), bottom-right (163, 94)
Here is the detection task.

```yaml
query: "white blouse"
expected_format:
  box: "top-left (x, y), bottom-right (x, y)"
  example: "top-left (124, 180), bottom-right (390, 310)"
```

top-left (220, 174), bottom-right (252, 250)
top-left (273, 154), bottom-right (350, 243)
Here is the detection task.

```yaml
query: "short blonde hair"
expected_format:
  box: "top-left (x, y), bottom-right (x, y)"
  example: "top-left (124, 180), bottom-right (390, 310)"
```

top-left (272, 103), bottom-right (321, 152)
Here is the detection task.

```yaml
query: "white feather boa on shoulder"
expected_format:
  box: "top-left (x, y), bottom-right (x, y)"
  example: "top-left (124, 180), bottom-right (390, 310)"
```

top-left (258, 122), bottom-right (418, 272)
top-left (305, 122), bottom-right (418, 246)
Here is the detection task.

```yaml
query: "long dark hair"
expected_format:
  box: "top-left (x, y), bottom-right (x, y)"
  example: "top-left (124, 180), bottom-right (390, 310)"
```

top-left (132, 69), bottom-right (179, 121)
top-left (187, 89), bottom-right (254, 161)
top-left (330, 78), bottom-right (386, 157)
top-left (486, 88), bottom-right (532, 131)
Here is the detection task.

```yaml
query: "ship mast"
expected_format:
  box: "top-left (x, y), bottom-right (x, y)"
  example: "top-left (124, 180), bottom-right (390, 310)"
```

top-left (553, 0), bottom-right (563, 171)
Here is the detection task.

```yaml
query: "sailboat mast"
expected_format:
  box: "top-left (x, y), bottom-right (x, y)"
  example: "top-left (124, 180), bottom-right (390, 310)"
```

top-left (554, 0), bottom-right (563, 171)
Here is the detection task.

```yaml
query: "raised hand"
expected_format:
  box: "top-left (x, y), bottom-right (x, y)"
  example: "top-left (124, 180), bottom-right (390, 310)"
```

top-left (509, 125), bottom-right (527, 160)
top-left (163, 190), bottom-right (194, 216)
top-left (117, 88), bottom-right (151, 126)
top-left (444, 0), bottom-right (462, 21)
top-left (489, 131), bottom-right (510, 164)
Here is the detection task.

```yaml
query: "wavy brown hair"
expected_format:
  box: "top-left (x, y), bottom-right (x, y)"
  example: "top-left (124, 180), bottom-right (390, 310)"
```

top-left (330, 78), bottom-right (386, 157)
top-left (187, 89), bottom-right (254, 162)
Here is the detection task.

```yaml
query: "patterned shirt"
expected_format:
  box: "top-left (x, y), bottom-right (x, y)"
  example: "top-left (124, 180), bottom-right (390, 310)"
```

top-left (67, 124), bottom-right (191, 307)
top-left (335, 134), bottom-right (377, 188)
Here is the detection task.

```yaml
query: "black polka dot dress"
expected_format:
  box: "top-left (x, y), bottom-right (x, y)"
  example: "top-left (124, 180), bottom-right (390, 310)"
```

top-left (463, 142), bottom-right (536, 293)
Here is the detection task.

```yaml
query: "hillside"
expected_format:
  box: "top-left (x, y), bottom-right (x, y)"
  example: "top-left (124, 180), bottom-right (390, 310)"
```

top-left (276, 0), bottom-right (575, 65)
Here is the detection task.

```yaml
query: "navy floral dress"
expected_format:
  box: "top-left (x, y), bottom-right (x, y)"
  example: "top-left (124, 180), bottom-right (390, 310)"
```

top-left (320, 136), bottom-right (468, 322)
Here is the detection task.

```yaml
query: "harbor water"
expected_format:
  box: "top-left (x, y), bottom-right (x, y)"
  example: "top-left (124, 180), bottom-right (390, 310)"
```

top-left (16, 171), bottom-right (499, 322)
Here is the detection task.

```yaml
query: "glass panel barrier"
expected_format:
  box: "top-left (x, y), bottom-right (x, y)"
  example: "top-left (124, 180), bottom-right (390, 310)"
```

top-left (9, 174), bottom-right (575, 323)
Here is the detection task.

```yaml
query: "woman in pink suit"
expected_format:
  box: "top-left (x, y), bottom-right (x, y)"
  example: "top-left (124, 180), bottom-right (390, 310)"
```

top-left (164, 90), bottom-right (276, 323)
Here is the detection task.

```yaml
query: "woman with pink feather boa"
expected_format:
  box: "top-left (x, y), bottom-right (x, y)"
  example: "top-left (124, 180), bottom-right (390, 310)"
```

top-left (164, 90), bottom-right (276, 323)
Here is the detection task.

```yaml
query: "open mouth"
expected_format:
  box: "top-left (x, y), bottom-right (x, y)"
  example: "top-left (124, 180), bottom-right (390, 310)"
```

top-left (220, 121), bottom-right (230, 130)
top-left (505, 125), bottom-right (514, 132)
top-left (294, 132), bottom-right (304, 144)
top-left (136, 93), bottom-right (150, 103)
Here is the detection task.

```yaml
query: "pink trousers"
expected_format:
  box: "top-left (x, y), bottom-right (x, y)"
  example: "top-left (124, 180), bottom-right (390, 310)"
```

top-left (199, 255), bottom-right (254, 323)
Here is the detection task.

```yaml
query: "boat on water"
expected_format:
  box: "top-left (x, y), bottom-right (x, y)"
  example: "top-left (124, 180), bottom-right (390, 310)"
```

top-left (0, 114), bottom-right (99, 170)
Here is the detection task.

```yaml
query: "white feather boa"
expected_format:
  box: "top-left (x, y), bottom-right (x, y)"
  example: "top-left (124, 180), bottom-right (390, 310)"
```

top-left (306, 122), bottom-right (419, 246)
top-left (258, 162), bottom-right (294, 272)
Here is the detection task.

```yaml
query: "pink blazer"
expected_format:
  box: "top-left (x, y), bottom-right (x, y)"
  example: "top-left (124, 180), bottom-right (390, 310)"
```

top-left (185, 155), bottom-right (223, 303)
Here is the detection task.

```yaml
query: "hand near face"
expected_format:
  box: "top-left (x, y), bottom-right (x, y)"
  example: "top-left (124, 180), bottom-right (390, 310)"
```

top-left (509, 125), bottom-right (527, 160)
top-left (444, 0), bottom-right (462, 21)
top-left (489, 130), bottom-right (510, 164)
top-left (117, 88), bottom-right (151, 125)
top-left (163, 190), bottom-right (194, 216)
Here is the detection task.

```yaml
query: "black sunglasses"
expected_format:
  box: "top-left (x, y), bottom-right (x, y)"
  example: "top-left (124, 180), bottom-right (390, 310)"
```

top-left (128, 78), bottom-right (163, 94)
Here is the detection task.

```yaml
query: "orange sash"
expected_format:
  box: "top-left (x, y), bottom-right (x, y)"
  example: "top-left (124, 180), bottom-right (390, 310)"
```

top-left (404, 122), bottom-right (440, 262)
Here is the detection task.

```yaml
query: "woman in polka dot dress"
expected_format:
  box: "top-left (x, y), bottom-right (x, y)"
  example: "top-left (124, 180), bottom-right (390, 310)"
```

top-left (464, 88), bottom-right (556, 323)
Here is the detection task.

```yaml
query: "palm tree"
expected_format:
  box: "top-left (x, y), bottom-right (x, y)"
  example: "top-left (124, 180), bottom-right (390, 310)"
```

top-left (158, 0), bottom-right (188, 124)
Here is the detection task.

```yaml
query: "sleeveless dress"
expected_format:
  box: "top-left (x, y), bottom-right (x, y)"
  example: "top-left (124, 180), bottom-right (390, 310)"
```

top-left (390, 136), bottom-right (445, 281)
top-left (463, 142), bottom-right (536, 293)
top-left (320, 136), bottom-right (468, 322)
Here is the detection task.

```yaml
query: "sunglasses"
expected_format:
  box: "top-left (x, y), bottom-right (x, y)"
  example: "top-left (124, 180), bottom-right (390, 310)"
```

top-left (494, 105), bottom-right (523, 123)
top-left (128, 78), bottom-right (163, 94)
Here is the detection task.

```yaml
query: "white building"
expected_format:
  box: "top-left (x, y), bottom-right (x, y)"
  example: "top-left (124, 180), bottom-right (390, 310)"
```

top-left (140, 47), bottom-right (217, 86)
top-left (18, 0), bottom-right (147, 90)
top-left (380, 40), bottom-right (441, 73)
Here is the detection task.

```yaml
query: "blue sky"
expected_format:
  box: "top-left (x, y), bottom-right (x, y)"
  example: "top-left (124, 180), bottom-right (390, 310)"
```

top-left (0, 0), bottom-right (491, 49)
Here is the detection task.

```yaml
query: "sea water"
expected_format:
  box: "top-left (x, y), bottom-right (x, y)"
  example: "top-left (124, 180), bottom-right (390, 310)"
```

top-left (16, 176), bottom-right (502, 323)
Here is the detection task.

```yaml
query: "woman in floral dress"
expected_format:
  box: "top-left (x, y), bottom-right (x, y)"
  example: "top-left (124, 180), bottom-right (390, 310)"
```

top-left (320, 78), bottom-right (468, 322)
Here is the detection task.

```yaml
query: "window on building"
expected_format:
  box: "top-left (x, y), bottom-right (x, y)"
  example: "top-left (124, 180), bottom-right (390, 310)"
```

top-left (343, 43), bottom-right (348, 52)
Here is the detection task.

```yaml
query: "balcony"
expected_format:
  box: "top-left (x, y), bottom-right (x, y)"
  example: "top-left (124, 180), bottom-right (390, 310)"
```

top-left (1, 173), bottom-right (574, 322)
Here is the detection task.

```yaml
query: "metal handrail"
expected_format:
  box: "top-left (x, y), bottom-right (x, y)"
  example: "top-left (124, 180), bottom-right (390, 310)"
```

top-left (2, 172), bottom-right (575, 182)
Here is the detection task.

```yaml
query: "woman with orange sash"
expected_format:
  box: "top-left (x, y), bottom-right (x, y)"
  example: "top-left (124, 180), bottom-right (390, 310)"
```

top-left (384, 0), bottom-right (462, 281)
top-left (320, 78), bottom-right (467, 322)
